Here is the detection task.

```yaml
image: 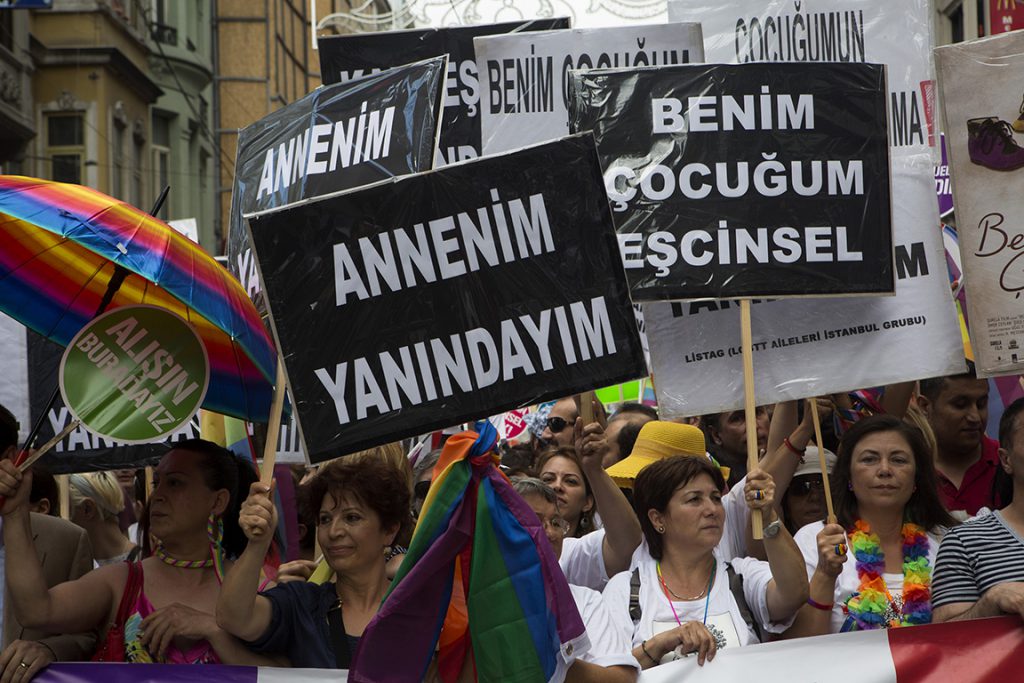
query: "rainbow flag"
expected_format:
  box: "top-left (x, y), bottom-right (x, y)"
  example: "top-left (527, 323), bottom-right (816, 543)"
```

top-left (351, 421), bottom-right (585, 682)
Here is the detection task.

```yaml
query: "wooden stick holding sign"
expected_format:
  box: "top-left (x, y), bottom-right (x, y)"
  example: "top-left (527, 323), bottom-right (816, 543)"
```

top-left (579, 390), bottom-right (596, 425)
top-left (809, 400), bottom-right (837, 524)
top-left (739, 300), bottom-right (764, 540)
top-left (260, 358), bottom-right (288, 487)
top-left (59, 475), bottom-right (69, 520)
top-left (16, 419), bottom-right (81, 473)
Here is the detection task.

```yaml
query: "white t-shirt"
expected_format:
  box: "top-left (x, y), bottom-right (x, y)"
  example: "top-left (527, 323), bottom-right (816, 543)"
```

top-left (793, 520), bottom-right (942, 633)
top-left (562, 476), bottom-right (750, 595)
top-left (561, 528), bottom-right (609, 592)
top-left (570, 584), bottom-right (641, 672)
top-left (603, 547), bottom-right (794, 659)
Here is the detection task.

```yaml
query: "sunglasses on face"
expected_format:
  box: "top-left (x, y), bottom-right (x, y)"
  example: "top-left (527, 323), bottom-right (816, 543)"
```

top-left (414, 480), bottom-right (431, 501)
top-left (546, 416), bottom-right (570, 434)
top-left (790, 479), bottom-right (825, 497)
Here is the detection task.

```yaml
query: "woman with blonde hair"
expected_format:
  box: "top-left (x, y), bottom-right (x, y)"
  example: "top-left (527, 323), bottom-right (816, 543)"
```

top-left (69, 471), bottom-right (140, 566)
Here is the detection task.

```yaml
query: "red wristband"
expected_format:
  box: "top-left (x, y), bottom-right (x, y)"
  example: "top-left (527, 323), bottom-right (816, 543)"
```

top-left (784, 437), bottom-right (806, 457)
top-left (807, 596), bottom-right (833, 611)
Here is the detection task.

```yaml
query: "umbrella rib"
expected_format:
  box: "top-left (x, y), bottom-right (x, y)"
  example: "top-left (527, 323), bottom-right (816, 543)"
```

top-left (2, 234), bottom-right (111, 339)
top-left (47, 259), bottom-right (109, 338)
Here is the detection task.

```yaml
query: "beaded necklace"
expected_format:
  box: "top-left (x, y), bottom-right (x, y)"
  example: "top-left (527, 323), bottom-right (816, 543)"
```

top-left (153, 515), bottom-right (226, 584)
top-left (843, 520), bottom-right (931, 630)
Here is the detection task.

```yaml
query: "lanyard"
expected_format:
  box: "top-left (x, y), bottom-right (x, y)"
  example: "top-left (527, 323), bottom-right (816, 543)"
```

top-left (656, 558), bottom-right (716, 626)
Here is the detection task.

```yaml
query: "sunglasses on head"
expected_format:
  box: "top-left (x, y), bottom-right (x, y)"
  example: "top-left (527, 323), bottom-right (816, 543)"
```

top-left (546, 416), bottom-right (570, 434)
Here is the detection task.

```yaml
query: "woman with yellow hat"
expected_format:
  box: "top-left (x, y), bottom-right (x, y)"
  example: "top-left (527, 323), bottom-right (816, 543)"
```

top-left (603, 454), bottom-right (808, 669)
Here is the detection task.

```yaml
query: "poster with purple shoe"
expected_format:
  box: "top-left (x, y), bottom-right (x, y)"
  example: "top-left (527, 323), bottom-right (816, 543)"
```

top-left (936, 31), bottom-right (1024, 377)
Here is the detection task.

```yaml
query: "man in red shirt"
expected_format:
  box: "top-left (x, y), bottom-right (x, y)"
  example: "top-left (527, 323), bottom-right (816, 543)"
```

top-left (917, 363), bottom-right (999, 517)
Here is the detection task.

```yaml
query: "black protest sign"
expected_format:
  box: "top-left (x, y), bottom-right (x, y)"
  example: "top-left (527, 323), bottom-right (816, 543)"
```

top-left (228, 57), bottom-right (447, 313)
top-left (318, 18), bottom-right (570, 167)
top-left (568, 63), bottom-right (893, 301)
top-left (27, 330), bottom-right (196, 474)
top-left (246, 135), bottom-right (646, 464)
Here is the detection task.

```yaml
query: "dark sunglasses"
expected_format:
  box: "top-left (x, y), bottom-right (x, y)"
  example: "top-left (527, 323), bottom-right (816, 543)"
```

top-left (546, 416), bottom-right (570, 434)
top-left (790, 479), bottom-right (825, 497)
top-left (414, 480), bottom-right (431, 500)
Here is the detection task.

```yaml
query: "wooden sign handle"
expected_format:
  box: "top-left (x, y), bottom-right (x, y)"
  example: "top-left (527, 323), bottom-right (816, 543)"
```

top-left (809, 399), bottom-right (837, 524)
top-left (16, 419), bottom-right (81, 473)
top-left (579, 390), bottom-right (596, 425)
top-left (739, 300), bottom-right (763, 540)
top-left (260, 357), bottom-right (288, 487)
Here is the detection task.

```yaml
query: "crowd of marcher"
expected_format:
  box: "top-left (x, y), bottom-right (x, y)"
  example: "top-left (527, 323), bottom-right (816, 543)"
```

top-left (0, 361), bottom-right (1023, 681)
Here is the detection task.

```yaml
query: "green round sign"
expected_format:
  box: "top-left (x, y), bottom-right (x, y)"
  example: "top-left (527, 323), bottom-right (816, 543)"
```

top-left (59, 305), bottom-right (210, 444)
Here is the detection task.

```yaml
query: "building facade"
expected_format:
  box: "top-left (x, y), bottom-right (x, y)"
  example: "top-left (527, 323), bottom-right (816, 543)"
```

top-left (0, 9), bottom-right (35, 176)
top-left (30, 1), bottom-right (161, 208)
top-left (145, 0), bottom-right (217, 246)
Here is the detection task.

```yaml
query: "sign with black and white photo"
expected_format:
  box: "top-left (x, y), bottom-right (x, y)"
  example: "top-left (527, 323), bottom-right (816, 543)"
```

top-left (668, 0), bottom-right (935, 155)
top-left (475, 22), bottom-right (703, 155)
top-left (318, 18), bottom-right (569, 167)
top-left (246, 135), bottom-right (646, 464)
top-left (569, 62), bottom-right (893, 301)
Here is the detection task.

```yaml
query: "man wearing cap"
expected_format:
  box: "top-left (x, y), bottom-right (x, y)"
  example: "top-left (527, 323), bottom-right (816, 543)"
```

top-left (779, 447), bottom-right (837, 536)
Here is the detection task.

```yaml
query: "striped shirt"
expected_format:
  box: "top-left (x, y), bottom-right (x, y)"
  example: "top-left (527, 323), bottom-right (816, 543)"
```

top-left (933, 511), bottom-right (1024, 608)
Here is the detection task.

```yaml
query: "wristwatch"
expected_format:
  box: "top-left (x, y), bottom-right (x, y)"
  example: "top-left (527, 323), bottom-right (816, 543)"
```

top-left (763, 518), bottom-right (782, 539)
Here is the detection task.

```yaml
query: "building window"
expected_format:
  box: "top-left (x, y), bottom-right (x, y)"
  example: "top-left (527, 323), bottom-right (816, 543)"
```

top-left (46, 114), bottom-right (84, 184)
top-left (951, 2), bottom-right (965, 42)
top-left (132, 137), bottom-right (144, 208)
top-left (152, 113), bottom-right (171, 219)
top-left (0, 11), bottom-right (13, 52)
top-left (150, 0), bottom-right (177, 46)
top-left (111, 120), bottom-right (125, 199)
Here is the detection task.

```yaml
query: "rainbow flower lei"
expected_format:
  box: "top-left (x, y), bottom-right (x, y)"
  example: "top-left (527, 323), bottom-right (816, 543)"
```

top-left (843, 520), bottom-right (932, 630)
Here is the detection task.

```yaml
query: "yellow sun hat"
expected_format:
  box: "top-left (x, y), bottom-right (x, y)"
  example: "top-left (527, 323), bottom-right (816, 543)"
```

top-left (606, 421), bottom-right (709, 489)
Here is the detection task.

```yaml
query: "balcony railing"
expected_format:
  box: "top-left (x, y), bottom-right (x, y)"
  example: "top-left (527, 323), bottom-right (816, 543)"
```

top-left (150, 22), bottom-right (177, 47)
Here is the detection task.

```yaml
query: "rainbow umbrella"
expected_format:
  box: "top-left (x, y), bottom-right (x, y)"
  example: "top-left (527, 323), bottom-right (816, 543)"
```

top-left (0, 175), bottom-right (276, 423)
top-left (351, 421), bottom-right (585, 683)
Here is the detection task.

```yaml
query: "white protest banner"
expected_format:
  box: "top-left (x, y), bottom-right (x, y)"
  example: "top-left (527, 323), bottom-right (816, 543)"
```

top-left (668, 0), bottom-right (935, 155)
top-left (637, 616), bottom-right (1022, 683)
top-left (476, 23), bottom-right (703, 155)
top-left (935, 31), bottom-right (1024, 377)
top-left (646, 154), bottom-right (965, 417)
top-left (0, 315), bottom-right (28, 429)
top-left (167, 218), bottom-right (199, 243)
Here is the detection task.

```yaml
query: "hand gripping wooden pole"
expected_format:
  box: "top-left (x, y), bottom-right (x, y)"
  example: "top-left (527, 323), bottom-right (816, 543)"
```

top-left (16, 419), bottom-right (81, 473)
top-left (579, 390), bottom-right (596, 425)
top-left (809, 399), bottom-right (837, 524)
top-left (260, 358), bottom-right (288, 487)
top-left (739, 300), bottom-right (764, 540)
